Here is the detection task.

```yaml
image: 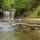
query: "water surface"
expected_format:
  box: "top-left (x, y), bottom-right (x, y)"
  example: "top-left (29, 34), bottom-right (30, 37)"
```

top-left (0, 22), bottom-right (40, 40)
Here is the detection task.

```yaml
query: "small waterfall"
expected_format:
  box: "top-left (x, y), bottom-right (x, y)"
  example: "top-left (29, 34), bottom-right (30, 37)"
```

top-left (3, 11), bottom-right (15, 21)
top-left (3, 11), bottom-right (10, 20)
top-left (0, 9), bottom-right (16, 32)
top-left (0, 11), bottom-right (15, 31)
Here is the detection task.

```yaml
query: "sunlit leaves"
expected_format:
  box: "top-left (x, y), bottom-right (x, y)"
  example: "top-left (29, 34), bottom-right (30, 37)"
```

top-left (1, 0), bottom-right (14, 10)
top-left (32, 5), bottom-right (40, 18)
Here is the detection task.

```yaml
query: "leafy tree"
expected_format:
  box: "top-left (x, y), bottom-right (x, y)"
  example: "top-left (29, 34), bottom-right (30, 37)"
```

top-left (36, 5), bottom-right (40, 17)
top-left (14, 0), bottom-right (34, 10)
top-left (0, 0), bottom-right (14, 10)
top-left (0, 0), bottom-right (40, 17)
top-left (13, 0), bottom-right (35, 17)
top-left (0, 0), bottom-right (3, 8)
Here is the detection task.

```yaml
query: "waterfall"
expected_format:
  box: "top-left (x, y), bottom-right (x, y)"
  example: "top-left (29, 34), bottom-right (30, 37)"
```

top-left (0, 10), bottom-right (16, 31)
top-left (3, 11), bottom-right (14, 21)
top-left (3, 11), bottom-right (10, 20)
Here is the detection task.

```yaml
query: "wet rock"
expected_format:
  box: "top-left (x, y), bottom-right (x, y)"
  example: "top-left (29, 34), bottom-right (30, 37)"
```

top-left (35, 27), bottom-right (39, 30)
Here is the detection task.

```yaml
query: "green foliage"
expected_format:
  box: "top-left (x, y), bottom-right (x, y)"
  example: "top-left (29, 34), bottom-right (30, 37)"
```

top-left (0, 0), bottom-right (40, 17)
top-left (0, 0), bottom-right (3, 8)
top-left (0, 0), bottom-right (36, 10)
top-left (36, 5), bottom-right (40, 18)
top-left (32, 5), bottom-right (40, 18)
top-left (0, 0), bottom-right (14, 10)
top-left (13, 0), bottom-right (35, 17)
top-left (0, 0), bottom-right (3, 3)
top-left (13, 0), bottom-right (34, 11)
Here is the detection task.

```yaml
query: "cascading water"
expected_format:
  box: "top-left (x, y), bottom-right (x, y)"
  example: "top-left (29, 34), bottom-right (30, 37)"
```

top-left (0, 11), bottom-right (15, 31)
top-left (3, 11), bottom-right (14, 21)
top-left (3, 11), bottom-right (10, 20)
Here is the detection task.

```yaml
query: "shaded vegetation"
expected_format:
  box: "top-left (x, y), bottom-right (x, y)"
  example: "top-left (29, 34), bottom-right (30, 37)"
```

top-left (32, 5), bottom-right (40, 18)
top-left (0, 0), bottom-right (40, 17)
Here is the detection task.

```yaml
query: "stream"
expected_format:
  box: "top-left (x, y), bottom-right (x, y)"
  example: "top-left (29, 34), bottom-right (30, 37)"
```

top-left (0, 21), bottom-right (40, 40)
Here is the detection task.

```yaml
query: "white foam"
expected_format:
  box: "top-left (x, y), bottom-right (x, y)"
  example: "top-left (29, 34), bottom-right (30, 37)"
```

top-left (0, 22), bottom-right (12, 31)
